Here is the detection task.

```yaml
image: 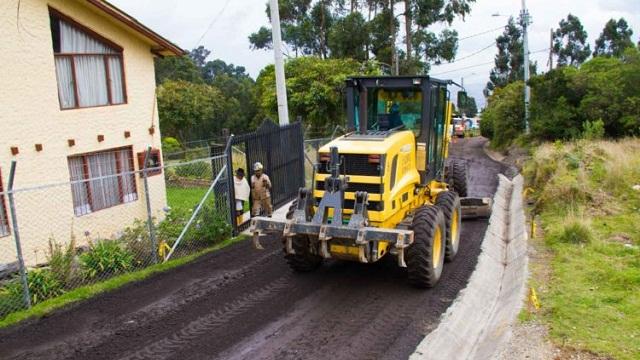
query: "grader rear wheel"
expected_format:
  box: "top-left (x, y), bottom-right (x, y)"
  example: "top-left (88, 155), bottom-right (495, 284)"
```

top-left (406, 206), bottom-right (447, 288)
top-left (436, 191), bottom-right (462, 262)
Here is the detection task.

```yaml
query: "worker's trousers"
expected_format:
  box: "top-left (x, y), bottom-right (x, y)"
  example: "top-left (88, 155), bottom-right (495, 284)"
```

top-left (252, 197), bottom-right (273, 217)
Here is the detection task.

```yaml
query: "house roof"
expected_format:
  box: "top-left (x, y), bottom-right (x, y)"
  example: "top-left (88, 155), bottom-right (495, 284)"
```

top-left (86, 0), bottom-right (186, 57)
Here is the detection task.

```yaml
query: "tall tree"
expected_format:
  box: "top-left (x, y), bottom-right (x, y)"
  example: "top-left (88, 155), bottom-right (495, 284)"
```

top-left (593, 18), bottom-right (635, 58)
top-left (403, 0), bottom-right (474, 74)
top-left (328, 12), bottom-right (369, 61)
top-left (154, 56), bottom-right (203, 84)
top-left (485, 18), bottom-right (536, 96)
top-left (552, 14), bottom-right (591, 67)
top-left (189, 46), bottom-right (211, 68)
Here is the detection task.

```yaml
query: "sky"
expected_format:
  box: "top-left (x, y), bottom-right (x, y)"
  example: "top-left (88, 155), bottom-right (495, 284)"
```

top-left (111, 0), bottom-right (639, 108)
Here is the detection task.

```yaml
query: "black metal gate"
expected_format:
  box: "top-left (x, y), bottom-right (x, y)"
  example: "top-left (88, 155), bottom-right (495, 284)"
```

top-left (221, 120), bottom-right (305, 234)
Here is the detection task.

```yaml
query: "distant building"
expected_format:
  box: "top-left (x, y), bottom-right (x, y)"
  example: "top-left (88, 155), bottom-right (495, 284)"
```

top-left (0, 0), bottom-right (185, 266)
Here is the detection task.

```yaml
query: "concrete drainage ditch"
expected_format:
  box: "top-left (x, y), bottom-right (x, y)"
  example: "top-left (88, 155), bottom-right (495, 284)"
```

top-left (411, 174), bottom-right (528, 360)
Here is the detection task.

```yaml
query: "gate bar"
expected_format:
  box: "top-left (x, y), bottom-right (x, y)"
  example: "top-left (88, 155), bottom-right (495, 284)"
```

top-left (7, 161), bottom-right (31, 308)
top-left (164, 164), bottom-right (227, 262)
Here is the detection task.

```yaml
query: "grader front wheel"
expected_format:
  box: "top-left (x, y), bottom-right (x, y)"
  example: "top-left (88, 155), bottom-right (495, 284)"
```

top-left (406, 206), bottom-right (447, 288)
top-left (436, 191), bottom-right (462, 262)
top-left (284, 200), bottom-right (322, 272)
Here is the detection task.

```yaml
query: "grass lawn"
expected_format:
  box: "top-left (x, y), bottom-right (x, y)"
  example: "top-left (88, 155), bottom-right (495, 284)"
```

top-left (166, 186), bottom-right (209, 212)
top-left (523, 139), bottom-right (640, 360)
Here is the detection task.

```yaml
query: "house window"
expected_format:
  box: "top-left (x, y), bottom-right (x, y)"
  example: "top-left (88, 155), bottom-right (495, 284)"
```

top-left (68, 147), bottom-right (138, 216)
top-left (49, 9), bottom-right (126, 109)
top-left (0, 169), bottom-right (10, 237)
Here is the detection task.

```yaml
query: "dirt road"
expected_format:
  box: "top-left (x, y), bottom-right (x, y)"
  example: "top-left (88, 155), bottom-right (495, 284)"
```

top-left (0, 137), bottom-right (505, 360)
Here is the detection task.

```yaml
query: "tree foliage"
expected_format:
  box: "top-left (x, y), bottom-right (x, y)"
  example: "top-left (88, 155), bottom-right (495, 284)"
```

top-left (249, 0), bottom-right (476, 74)
top-left (157, 80), bottom-right (225, 144)
top-left (254, 57), bottom-right (380, 136)
top-left (552, 14), bottom-right (591, 67)
top-left (482, 47), bottom-right (640, 148)
top-left (593, 18), bottom-right (635, 58)
top-left (459, 96), bottom-right (478, 117)
top-left (480, 81), bottom-right (525, 149)
top-left (484, 17), bottom-right (538, 97)
top-left (155, 47), bottom-right (258, 143)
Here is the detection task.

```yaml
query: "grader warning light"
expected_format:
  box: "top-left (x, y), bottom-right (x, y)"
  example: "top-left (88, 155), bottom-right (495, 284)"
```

top-left (250, 75), bottom-right (488, 288)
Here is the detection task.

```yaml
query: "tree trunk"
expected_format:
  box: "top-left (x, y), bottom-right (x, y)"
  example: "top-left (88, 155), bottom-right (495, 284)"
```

top-left (404, 0), bottom-right (412, 62)
top-left (389, 0), bottom-right (396, 74)
top-left (320, 0), bottom-right (326, 59)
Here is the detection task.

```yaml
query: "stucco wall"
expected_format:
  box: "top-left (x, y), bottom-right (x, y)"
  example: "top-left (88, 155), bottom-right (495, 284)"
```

top-left (0, 0), bottom-right (167, 266)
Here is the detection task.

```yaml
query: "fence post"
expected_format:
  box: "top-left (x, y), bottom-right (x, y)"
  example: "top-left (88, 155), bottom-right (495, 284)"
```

top-left (7, 161), bottom-right (31, 309)
top-left (224, 136), bottom-right (237, 235)
top-left (143, 146), bottom-right (159, 264)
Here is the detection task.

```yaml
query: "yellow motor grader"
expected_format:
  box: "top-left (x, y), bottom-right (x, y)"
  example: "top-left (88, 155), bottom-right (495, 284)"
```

top-left (250, 76), bottom-right (487, 288)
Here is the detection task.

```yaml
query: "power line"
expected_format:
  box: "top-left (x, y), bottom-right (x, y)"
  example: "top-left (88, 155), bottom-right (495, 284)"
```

top-left (193, 0), bottom-right (232, 48)
top-left (458, 26), bottom-right (505, 41)
top-left (433, 41), bottom-right (495, 66)
top-left (431, 61), bottom-right (495, 76)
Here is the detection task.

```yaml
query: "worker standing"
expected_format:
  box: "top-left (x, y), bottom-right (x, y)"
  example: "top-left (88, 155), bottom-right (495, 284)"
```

top-left (233, 168), bottom-right (250, 224)
top-left (251, 162), bottom-right (273, 217)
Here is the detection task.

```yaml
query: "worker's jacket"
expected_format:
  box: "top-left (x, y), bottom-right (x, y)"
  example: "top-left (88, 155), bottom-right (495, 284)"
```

top-left (251, 174), bottom-right (272, 200)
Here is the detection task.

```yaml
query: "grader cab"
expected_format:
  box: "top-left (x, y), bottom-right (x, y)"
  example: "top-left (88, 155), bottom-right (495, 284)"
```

top-left (250, 76), bottom-right (488, 288)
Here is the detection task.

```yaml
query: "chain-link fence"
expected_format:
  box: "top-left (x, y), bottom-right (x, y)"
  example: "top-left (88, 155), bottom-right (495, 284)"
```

top-left (0, 149), bottom-right (231, 320)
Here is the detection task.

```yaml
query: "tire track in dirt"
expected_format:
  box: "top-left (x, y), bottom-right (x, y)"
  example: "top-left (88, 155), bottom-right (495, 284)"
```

top-left (2, 247), bottom-right (281, 360)
top-left (121, 275), bottom-right (292, 360)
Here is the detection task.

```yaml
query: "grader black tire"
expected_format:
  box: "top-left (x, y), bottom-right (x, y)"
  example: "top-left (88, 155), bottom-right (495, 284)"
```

top-left (406, 206), bottom-right (447, 288)
top-left (436, 191), bottom-right (462, 262)
top-left (451, 159), bottom-right (469, 197)
top-left (285, 235), bottom-right (323, 272)
top-left (284, 201), bottom-right (322, 272)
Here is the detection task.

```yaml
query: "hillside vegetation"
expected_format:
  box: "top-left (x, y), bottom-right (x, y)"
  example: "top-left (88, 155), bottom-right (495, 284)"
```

top-left (524, 139), bottom-right (640, 359)
top-left (482, 47), bottom-right (640, 149)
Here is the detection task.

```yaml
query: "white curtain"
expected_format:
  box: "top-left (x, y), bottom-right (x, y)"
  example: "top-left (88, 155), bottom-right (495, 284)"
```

top-left (69, 157), bottom-right (91, 216)
top-left (75, 55), bottom-right (109, 107)
top-left (55, 20), bottom-right (124, 108)
top-left (117, 149), bottom-right (138, 202)
top-left (55, 57), bottom-right (76, 109)
top-left (60, 20), bottom-right (116, 54)
top-left (87, 153), bottom-right (120, 210)
top-left (108, 56), bottom-right (125, 104)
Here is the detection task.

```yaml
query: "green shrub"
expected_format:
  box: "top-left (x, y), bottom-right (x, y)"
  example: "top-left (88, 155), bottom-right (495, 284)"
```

top-left (157, 207), bottom-right (191, 245)
top-left (190, 204), bottom-right (232, 246)
top-left (120, 220), bottom-right (154, 268)
top-left (80, 240), bottom-right (134, 279)
top-left (46, 236), bottom-right (77, 288)
top-left (3, 269), bottom-right (65, 306)
top-left (582, 119), bottom-right (605, 140)
top-left (157, 204), bottom-right (231, 249)
top-left (162, 137), bottom-right (182, 154)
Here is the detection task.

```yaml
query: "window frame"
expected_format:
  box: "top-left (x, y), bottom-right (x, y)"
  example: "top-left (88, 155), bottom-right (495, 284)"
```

top-left (0, 168), bottom-right (10, 238)
top-left (49, 7), bottom-right (128, 110)
top-left (68, 146), bottom-right (138, 217)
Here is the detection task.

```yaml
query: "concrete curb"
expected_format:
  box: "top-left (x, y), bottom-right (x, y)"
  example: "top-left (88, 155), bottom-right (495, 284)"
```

top-left (410, 174), bottom-right (528, 360)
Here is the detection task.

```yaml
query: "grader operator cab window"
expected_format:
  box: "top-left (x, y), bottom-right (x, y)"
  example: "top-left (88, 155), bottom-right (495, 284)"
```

top-left (365, 88), bottom-right (422, 136)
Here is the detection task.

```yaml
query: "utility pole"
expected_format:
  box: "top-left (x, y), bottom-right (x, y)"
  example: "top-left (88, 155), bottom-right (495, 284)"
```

top-left (520, 0), bottom-right (531, 134)
top-left (548, 28), bottom-right (554, 71)
top-left (269, 0), bottom-right (290, 125)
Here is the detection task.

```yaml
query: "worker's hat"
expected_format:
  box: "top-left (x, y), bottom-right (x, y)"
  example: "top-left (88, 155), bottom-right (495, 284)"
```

top-left (253, 162), bottom-right (264, 171)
